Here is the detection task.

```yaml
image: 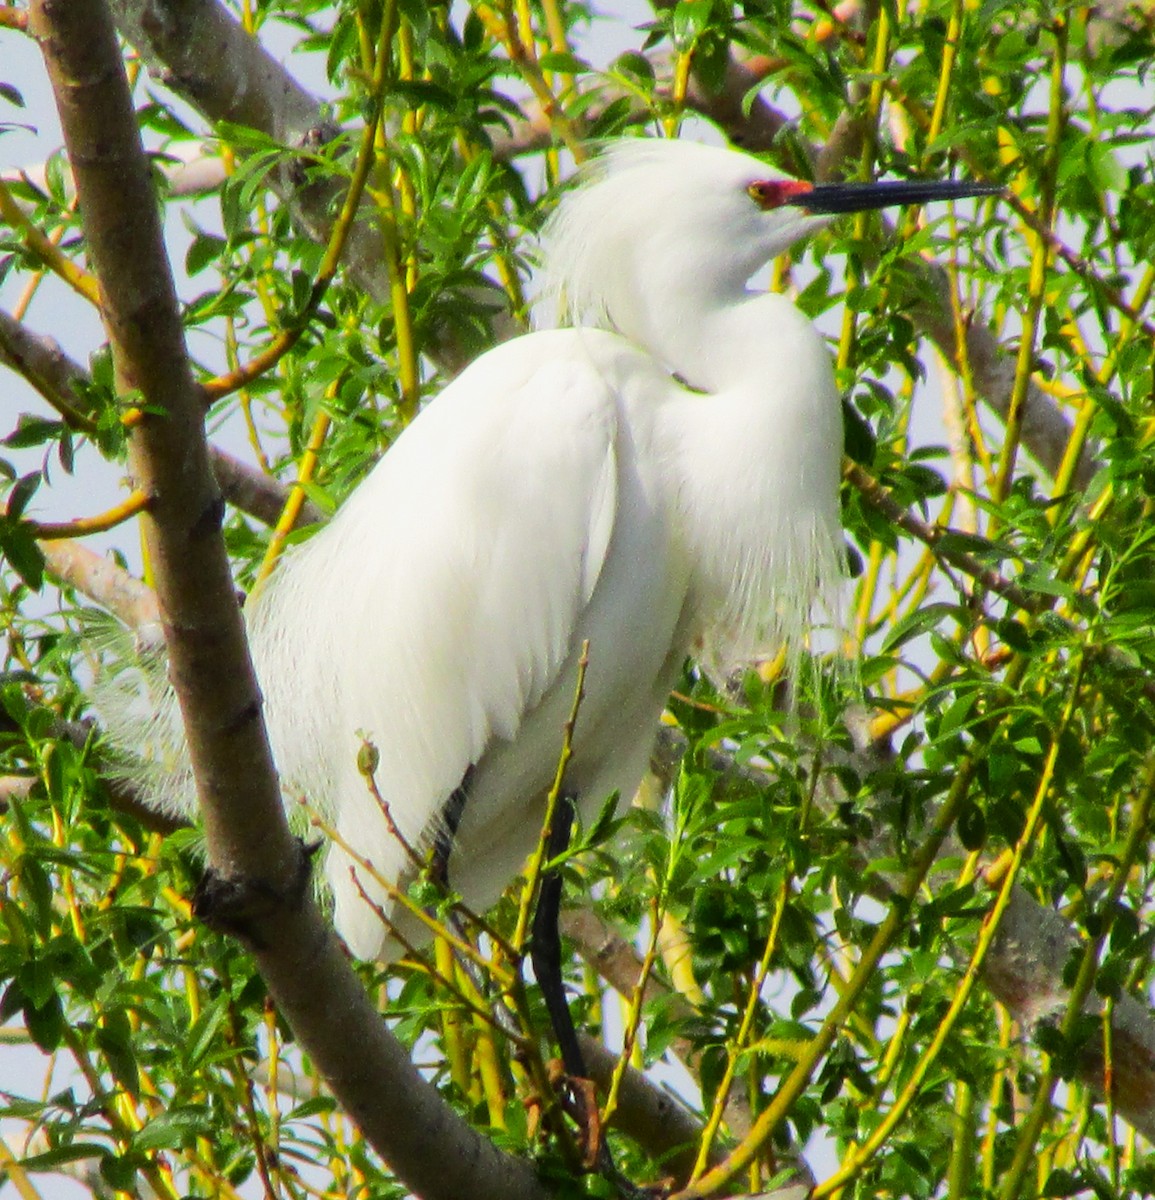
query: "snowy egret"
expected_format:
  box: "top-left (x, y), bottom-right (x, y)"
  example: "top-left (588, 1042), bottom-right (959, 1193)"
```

top-left (106, 136), bottom-right (997, 1077)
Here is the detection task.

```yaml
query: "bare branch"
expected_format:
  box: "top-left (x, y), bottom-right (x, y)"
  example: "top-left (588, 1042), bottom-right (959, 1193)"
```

top-left (986, 885), bottom-right (1155, 1141)
top-left (39, 539), bottom-right (162, 637)
top-left (0, 308), bottom-right (324, 528)
top-left (0, 776), bottom-right (35, 807)
top-left (0, 306), bottom-right (99, 430)
top-left (109, 0), bottom-right (321, 149)
top-left (211, 453), bottom-right (324, 529)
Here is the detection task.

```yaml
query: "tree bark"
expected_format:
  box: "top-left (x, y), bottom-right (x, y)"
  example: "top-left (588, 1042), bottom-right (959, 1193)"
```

top-left (29, 5), bottom-right (547, 1198)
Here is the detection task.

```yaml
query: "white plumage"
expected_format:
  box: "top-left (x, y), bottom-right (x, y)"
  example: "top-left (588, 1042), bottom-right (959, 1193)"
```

top-left (105, 138), bottom-right (851, 959)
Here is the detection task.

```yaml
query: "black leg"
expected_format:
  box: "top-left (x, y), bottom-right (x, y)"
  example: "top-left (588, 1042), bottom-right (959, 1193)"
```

top-left (532, 796), bottom-right (638, 1189)
top-left (492, 792), bottom-right (640, 1191)
top-left (531, 792), bottom-right (588, 1080)
top-left (429, 766), bottom-right (473, 889)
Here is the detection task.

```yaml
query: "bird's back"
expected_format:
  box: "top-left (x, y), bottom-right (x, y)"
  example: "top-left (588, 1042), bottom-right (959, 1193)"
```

top-left (246, 327), bottom-right (691, 958)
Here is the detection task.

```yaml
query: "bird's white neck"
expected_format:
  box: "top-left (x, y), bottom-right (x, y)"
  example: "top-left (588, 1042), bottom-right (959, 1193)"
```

top-left (646, 289), bottom-right (846, 673)
top-left (620, 286), bottom-right (807, 395)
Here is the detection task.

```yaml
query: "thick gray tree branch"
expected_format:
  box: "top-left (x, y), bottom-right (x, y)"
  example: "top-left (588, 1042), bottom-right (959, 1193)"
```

top-left (0, 776), bottom-right (35, 806)
top-left (110, 0), bottom-right (320, 144)
top-left (986, 886), bottom-right (1155, 1140)
top-left (39, 538), bottom-right (163, 639)
top-left (29, 5), bottom-right (545, 1199)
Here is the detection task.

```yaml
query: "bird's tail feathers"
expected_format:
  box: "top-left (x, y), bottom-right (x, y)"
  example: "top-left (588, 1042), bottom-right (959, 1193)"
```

top-left (85, 612), bottom-right (197, 821)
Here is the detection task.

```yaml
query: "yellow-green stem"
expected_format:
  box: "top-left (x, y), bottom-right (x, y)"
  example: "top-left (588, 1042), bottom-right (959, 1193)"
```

top-left (998, 752), bottom-right (1155, 1200)
top-left (0, 178), bottom-right (101, 306)
top-left (253, 404), bottom-right (332, 593)
top-left (926, 0), bottom-right (962, 146)
top-left (672, 753), bottom-right (977, 1200)
top-left (689, 879), bottom-right (791, 1181)
top-left (993, 16), bottom-right (1067, 499)
top-left (813, 651), bottom-right (1085, 1197)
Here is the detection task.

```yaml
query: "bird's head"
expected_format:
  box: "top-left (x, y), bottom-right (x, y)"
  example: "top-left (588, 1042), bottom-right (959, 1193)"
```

top-left (539, 138), bottom-right (999, 356)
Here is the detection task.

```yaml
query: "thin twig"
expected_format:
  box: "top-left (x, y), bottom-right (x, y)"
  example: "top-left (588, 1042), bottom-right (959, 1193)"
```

top-left (844, 459), bottom-right (1044, 613)
top-left (26, 490), bottom-right (150, 540)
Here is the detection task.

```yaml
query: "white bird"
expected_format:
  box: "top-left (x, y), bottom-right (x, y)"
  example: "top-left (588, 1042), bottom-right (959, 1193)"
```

top-left (108, 137), bottom-right (995, 973)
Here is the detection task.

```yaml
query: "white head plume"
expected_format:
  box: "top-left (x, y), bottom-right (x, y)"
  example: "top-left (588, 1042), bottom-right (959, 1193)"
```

top-left (538, 138), bottom-right (826, 349)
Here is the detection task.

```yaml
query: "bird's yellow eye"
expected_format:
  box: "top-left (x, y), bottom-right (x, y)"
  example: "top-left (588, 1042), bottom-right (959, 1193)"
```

top-left (747, 178), bottom-right (814, 211)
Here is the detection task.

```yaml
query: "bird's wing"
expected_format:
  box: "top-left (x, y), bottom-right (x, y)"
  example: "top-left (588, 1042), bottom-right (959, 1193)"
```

top-left (247, 332), bottom-right (622, 852)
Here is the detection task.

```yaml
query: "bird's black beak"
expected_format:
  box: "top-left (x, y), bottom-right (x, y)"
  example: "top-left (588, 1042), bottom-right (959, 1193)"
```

top-left (788, 179), bottom-right (1004, 215)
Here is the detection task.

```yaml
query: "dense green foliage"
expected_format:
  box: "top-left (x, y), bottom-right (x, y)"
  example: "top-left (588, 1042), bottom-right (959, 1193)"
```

top-left (2, 1), bottom-right (1155, 1198)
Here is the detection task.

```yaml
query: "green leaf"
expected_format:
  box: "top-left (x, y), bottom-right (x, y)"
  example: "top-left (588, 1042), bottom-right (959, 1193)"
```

top-left (390, 79), bottom-right (459, 111)
top-left (183, 995), bottom-right (230, 1071)
top-left (0, 524), bottom-right (46, 590)
top-left (937, 691), bottom-right (977, 739)
top-left (24, 992), bottom-right (64, 1051)
top-left (20, 1144), bottom-right (109, 1172)
top-left (583, 791), bottom-right (622, 851)
top-left (1042, 1168), bottom-right (1082, 1197)
top-left (16, 857), bottom-right (54, 939)
top-left (1086, 141), bottom-right (1127, 193)
top-left (100, 1153), bottom-right (140, 1192)
top-left (841, 399), bottom-right (877, 464)
top-left (538, 51), bottom-right (590, 74)
top-left (185, 230), bottom-right (228, 276)
top-left (5, 471), bottom-right (41, 519)
top-left (672, 0), bottom-right (713, 50)
top-left (97, 1011), bottom-right (141, 1094)
top-left (957, 801), bottom-right (987, 852)
top-left (611, 52), bottom-right (656, 88)
top-left (4, 416), bottom-right (64, 449)
top-left (133, 1107), bottom-right (214, 1151)
top-left (880, 603), bottom-right (967, 653)
top-left (288, 1096), bottom-right (339, 1121)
